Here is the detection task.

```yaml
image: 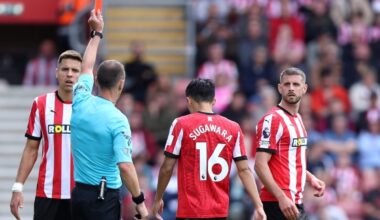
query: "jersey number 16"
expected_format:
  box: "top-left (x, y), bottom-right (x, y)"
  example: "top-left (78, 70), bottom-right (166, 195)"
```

top-left (196, 142), bottom-right (229, 182)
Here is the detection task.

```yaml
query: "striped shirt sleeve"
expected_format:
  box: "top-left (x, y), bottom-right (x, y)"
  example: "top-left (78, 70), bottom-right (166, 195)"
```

top-left (233, 126), bottom-right (247, 161)
top-left (164, 119), bottom-right (182, 158)
top-left (25, 98), bottom-right (42, 140)
top-left (256, 114), bottom-right (283, 154)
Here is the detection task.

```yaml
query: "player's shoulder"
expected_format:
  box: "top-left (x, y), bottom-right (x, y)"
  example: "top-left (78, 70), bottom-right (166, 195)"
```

top-left (217, 114), bottom-right (240, 127)
top-left (258, 107), bottom-right (282, 124)
top-left (33, 91), bottom-right (55, 105)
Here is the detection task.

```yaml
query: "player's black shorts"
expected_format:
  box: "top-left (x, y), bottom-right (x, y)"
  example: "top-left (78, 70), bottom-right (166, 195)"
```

top-left (176, 218), bottom-right (227, 220)
top-left (263, 202), bottom-right (308, 220)
top-left (71, 182), bottom-right (121, 220)
top-left (34, 197), bottom-right (71, 220)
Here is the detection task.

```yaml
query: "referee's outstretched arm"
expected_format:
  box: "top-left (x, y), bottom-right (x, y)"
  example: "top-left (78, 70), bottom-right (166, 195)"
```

top-left (81, 9), bottom-right (103, 77)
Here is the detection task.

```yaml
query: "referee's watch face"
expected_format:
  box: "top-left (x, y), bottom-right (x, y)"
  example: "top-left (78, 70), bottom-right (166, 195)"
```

top-left (278, 75), bottom-right (307, 105)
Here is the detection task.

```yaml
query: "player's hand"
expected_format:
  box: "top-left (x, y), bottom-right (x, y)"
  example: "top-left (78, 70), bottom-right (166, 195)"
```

top-left (310, 176), bottom-right (325, 197)
top-left (252, 206), bottom-right (266, 220)
top-left (135, 202), bottom-right (148, 220)
top-left (88, 9), bottom-right (104, 33)
top-left (278, 195), bottom-right (299, 220)
top-left (152, 199), bottom-right (164, 220)
top-left (10, 191), bottom-right (24, 220)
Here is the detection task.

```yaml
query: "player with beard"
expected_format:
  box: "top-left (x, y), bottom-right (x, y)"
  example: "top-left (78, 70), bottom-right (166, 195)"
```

top-left (254, 67), bottom-right (325, 220)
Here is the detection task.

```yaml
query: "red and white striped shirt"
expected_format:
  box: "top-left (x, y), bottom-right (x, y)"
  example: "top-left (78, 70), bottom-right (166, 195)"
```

top-left (25, 91), bottom-right (74, 199)
top-left (255, 106), bottom-right (307, 204)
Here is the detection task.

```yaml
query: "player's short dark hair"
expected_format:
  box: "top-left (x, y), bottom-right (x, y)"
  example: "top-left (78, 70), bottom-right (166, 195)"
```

top-left (97, 60), bottom-right (125, 89)
top-left (58, 50), bottom-right (82, 65)
top-left (279, 67), bottom-right (306, 83)
top-left (185, 78), bottom-right (215, 103)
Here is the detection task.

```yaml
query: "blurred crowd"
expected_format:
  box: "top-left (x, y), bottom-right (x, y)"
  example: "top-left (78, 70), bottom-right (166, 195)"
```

top-left (2, 0), bottom-right (380, 219)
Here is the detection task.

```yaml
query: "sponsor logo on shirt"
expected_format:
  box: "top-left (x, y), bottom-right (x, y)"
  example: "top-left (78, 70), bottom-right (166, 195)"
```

top-left (48, 124), bottom-right (70, 134)
top-left (291, 137), bottom-right (307, 147)
top-left (262, 127), bottom-right (270, 139)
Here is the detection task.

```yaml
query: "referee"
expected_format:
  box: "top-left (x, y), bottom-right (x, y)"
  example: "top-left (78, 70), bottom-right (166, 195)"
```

top-left (70, 10), bottom-right (148, 219)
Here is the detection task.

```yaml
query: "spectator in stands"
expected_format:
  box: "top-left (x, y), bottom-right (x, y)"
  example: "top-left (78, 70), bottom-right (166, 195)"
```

top-left (308, 40), bottom-right (341, 89)
top-left (273, 24), bottom-right (305, 66)
top-left (357, 92), bottom-right (380, 131)
top-left (369, 12), bottom-right (380, 66)
top-left (124, 40), bottom-right (157, 104)
top-left (23, 39), bottom-right (58, 86)
top-left (343, 43), bottom-right (374, 88)
top-left (362, 172), bottom-right (380, 220)
top-left (195, 2), bottom-right (227, 65)
top-left (239, 45), bottom-right (276, 98)
top-left (142, 91), bottom-right (176, 146)
top-left (311, 67), bottom-right (350, 120)
top-left (302, 0), bottom-right (337, 43)
top-left (198, 42), bottom-right (239, 112)
top-left (238, 19), bottom-right (267, 68)
top-left (330, 153), bottom-right (362, 219)
top-left (357, 116), bottom-right (380, 181)
top-left (248, 84), bottom-right (278, 126)
top-left (116, 93), bottom-right (137, 118)
top-left (321, 113), bottom-right (357, 165)
top-left (221, 90), bottom-right (248, 123)
top-left (129, 110), bottom-right (158, 164)
top-left (268, 0), bottom-right (304, 54)
top-left (349, 66), bottom-right (380, 118)
top-left (330, 0), bottom-right (373, 27)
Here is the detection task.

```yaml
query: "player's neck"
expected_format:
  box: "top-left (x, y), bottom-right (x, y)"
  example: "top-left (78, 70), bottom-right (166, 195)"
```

top-left (193, 103), bottom-right (213, 114)
top-left (57, 89), bottom-right (72, 102)
top-left (278, 101), bottom-right (299, 116)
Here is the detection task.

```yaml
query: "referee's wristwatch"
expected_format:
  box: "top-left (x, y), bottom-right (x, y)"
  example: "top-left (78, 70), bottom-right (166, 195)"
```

top-left (90, 30), bottom-right (103, 39)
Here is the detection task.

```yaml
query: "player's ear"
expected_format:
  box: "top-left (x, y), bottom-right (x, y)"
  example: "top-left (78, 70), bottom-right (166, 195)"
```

top-left (118, 79), bottom-right (124, 91)
top-left (55, 68), bottom-right (59, 79)
top-left (303, 83), bottom-right (308, 94)
top-left (186, 97), bottom-right (191, 105)
top-left (211, 98), bottom-right (216, 106)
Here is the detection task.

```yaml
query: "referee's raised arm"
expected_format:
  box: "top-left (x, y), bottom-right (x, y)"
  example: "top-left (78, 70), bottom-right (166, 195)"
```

top-left (81, 9), bottom-right (103, 76)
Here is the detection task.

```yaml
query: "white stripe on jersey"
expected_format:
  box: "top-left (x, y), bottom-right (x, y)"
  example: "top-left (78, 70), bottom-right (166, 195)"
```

top-left (61, 103), bottom-right (71, 199)
top-left (173, 129), bottom-right (184, 155)
top-left (165, 119), bottom-right (178, 148)
top-left (294, 116), bottom-right (307, 204)
top-left (32, 98), bottom-right (41, 137)
top-left (44, 93), bottom-right (55, 197)
top-left (276, 123), bottom-right (284, 145)
top-left (277, 110), bottom-right (298, 202)
top-left (233, 132), bottom-right (241, 157)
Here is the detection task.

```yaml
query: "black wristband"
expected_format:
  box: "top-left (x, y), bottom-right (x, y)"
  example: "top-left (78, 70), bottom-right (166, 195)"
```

top-left (132, 192), bottom-right (144, 204)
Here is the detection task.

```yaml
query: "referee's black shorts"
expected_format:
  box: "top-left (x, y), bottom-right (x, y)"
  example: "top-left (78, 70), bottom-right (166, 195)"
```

top-left (263, 202), bottom-right (308, 220)
top-left (71, 182), bottom-right (121, 220)
top-left (34, 197), bottom-right (71, 220)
